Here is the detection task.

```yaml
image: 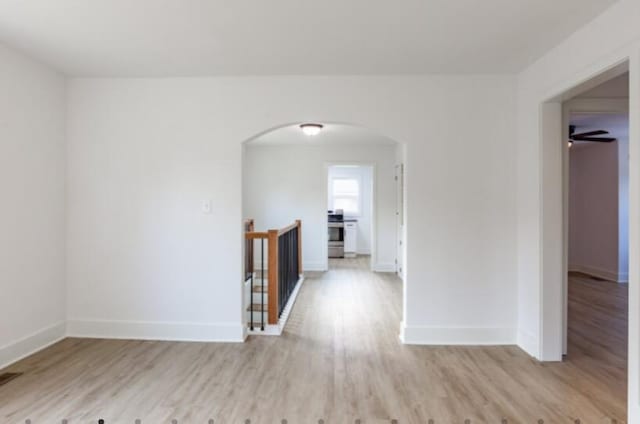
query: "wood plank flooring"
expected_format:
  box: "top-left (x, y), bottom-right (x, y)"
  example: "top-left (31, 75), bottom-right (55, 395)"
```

top-left (0, 259), bottom-right (628, 423)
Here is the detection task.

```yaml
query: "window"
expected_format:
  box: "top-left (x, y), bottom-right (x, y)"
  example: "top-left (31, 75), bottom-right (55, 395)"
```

top-left (330, 177), bottom-right (361, 215)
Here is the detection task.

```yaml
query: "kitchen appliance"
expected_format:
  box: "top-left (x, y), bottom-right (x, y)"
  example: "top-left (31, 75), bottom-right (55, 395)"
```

top-left (328, 209), bottom-right (344, 258)
top-left (328, 209), bottom-right (344, 222)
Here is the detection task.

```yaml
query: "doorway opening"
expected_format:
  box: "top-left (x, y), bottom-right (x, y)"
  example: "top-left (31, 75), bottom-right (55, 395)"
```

top-left (566, 73), bottom-right (629, 419)
top-left (242, 122), bottom-right (406, 334)
top-left (540, 63), bottom-right (630, 420)
top-left (326, 164), bottom-right (374, 270)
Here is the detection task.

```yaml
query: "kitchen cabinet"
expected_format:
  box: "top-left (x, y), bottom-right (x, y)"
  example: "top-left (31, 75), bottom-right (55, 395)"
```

top-left (344, 220), bottom-right (357, 257)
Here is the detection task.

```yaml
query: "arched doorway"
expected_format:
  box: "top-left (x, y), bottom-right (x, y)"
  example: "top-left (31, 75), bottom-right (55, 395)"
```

top-left (241, 122), bottom-right (407, 335)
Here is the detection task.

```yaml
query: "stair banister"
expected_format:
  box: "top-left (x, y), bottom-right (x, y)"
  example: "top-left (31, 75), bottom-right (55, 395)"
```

top-left (267, 228), bottom-right (279, 325)
top-left (244, 219), bottom-right (303, 328)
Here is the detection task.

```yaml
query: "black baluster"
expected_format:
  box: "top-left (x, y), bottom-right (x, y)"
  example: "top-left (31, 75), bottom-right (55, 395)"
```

top-left (250, 238), bottom-right (254, 331)
top-left (279, 233), bottom-right (283, 316)
top-left (261, 237), bottom-right (264, 331)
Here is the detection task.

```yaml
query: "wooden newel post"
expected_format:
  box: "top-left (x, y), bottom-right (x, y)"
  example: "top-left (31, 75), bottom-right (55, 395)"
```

top-left (296, 219), bottom-right (302, 276)
top-left (267, 229), bottom-right (279, 325)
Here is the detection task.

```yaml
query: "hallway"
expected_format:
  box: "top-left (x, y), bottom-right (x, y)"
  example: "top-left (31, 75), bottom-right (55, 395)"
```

top-left (0, 259), bottom-right (627, 423)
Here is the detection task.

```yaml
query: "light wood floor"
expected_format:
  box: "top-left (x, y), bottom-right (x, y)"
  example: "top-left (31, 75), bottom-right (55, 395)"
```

top-left (0, 259), bottom-right (627, 423)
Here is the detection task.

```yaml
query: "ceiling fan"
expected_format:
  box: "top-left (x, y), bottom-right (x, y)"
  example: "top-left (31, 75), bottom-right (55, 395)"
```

top-left (568, 125), bottom-right (616, 146)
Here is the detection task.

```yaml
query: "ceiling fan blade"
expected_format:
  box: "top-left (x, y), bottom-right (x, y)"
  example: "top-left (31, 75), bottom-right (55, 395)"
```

top-left (572, 136), bottom-right (617, 142)
top-left (572, 130), bottom-right (609, 138)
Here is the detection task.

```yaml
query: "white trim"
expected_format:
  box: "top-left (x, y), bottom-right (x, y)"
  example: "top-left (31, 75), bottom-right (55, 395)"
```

top-left (569, 264), bottom-right (629, 283)
top-left (248, 276), bottom-right (305, 336)
top-left (373, 262), bottom-right (396, 273)
top-left (401, 324), bottom-right (516, 345)
top-left (517, 329), bottom-right (538, 358)
top-left (303, 262), bottom-right (326, 272)
top-left (247, 324), bottom-right (281, 336)
top-left (0, 322), bottom-right (66, 370)
top-left (66, 320), bottom-right (245, 343)
top-left (535, 56), bottom-right (632, 362)
top-left (398, 320), bottom-right (407, 343)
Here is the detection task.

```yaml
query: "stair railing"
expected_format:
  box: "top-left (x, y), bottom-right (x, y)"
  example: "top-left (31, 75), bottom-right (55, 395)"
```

top-left (245, 220), bottom-right (303, 328)
top-left (244, 219), bottom-right (254, 282)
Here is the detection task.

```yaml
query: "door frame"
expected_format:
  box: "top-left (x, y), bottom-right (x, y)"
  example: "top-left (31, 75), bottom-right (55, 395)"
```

top-left (538, 59), bottom-right (632, 362)
top-left (324, 162), bottom-right (377, 271)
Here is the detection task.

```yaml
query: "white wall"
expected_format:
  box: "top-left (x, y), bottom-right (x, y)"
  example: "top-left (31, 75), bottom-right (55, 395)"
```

top-left (0, 43), bottom-right (66, 368)
top-left (568, 142), bottom-right (622, 281)
top-left (395, 143), bottom-right (407, 281)
top-left (66, 75), bottom-right (517, 346)
top-left (516, 0), bottom-right (640, 419)
top-left (328, 164), bottom-right (374, 256)
top-left (619, 133), bottom-right (630, 282)
top-left (244, 143), bottom-right (395, 271)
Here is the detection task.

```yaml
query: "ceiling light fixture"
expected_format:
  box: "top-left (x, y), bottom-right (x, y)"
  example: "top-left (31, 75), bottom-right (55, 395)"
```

top-left (300, 123), bottom-right (323, 136)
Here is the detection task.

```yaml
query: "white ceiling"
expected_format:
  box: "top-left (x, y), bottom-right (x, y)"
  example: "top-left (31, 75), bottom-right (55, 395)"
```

top-left (0, 0), bottom-right (618, 77)
top-left (247, 124), bottom-right (397, 146)
top-left (576, 73), bottom-right (629, 98)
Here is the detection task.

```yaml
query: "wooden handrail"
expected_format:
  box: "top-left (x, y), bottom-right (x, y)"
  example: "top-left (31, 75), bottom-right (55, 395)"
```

top-left (278, 222), bottom-right (298, 236)
top-left (267, 229), bottom-right (279, 324)
top-left (245, 219), bottom-right (303, 326)
top-left (246, 221), bottom-right (300, 239)
top-left (245, 232), bottom-right (269, 239)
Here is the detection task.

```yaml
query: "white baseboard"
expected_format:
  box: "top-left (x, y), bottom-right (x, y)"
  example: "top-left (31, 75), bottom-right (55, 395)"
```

top-left (0, 322), bottom-right (66, 370)
top-left (303, 261), bottom-right (327, 272)
top-left (569, 264), bottom-right (628, 283)
top-left (517, 329), bottom-right (538, 358)
top-left (373, 262), bottom-right (396, 273)
top-left (67, 319), bottom-right (245, 343)
top-left (398, 321), bottom-right (407, 343)
top-left (401, 323), bottom-right (516, 345)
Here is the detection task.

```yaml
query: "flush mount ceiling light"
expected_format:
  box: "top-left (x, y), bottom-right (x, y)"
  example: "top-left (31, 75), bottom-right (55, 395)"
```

top-left (300, 123), bottom-right (323, 136)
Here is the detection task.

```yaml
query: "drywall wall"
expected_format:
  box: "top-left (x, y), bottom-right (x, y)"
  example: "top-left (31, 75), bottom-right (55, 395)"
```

top-left (395, 143), bottom-right (407, 281)
top-left (568, 142), bottom-right (621, 280)
top-left (244, 143), bottom-right (395, 271)
top-left (516, 0), bottom-right (640, 419)
top-left (0, 42), bottom-right (66, 368)
top-left (66, 75), bottom-right (517, 345)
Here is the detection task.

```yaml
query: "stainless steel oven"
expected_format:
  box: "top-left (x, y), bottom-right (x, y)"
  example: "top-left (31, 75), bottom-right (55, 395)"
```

top-left (328, 222), bottom-right (344, 258)
top-left (328, 209), bottom-right (345, 258)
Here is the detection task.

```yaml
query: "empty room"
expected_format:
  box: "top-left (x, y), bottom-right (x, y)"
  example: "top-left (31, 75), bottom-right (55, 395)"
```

top-left (1, 1), bottom-right (640, 422)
